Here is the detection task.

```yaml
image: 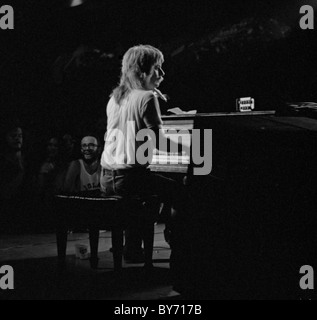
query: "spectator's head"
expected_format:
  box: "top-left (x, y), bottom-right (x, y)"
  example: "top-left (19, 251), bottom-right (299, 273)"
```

top-left (46, 137), bottom-right (59, 159)
top-left (80, 135), bottom-right (100, 164)
top-left (2, 119), bottom-right (23, 153)
top-left (62, 134), bottom-right (75, 153)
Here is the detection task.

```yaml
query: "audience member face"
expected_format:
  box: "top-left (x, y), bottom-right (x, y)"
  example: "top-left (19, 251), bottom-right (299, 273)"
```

top-left (6, 127), bottom-right (23, 152)
top-left (81, 136), bottom-right (99, 163)
top-left (47, 138), bottom-right (59, 159)
top-left (143, 63), bottom-right (165, 90)
top-left (63, 134), bottom-right (74, 154)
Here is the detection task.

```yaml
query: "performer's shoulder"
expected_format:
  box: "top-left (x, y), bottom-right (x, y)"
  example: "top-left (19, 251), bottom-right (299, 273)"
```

top-left (133, 89), bottom-right (155, 99)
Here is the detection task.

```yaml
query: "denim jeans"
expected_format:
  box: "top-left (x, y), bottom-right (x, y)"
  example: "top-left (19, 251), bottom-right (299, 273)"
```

top-left (100, 167), bottom-right (186, 211)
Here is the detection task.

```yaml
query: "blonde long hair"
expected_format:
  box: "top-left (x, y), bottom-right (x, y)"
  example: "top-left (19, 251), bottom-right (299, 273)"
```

top-left (112, 45), bottom-right (164, 104)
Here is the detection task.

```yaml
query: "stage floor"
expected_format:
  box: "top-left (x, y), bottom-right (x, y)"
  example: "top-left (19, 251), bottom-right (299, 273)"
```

top-left (0, 223), bottom-right (180, 300)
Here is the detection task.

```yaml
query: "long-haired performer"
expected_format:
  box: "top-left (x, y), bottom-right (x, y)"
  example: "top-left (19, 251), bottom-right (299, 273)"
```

top-left (100, 45), bottom-right (191, 280)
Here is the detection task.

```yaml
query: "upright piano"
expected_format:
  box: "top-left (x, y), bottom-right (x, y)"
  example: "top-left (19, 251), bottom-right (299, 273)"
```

top-left (150, 111), bottom-right (317, 299)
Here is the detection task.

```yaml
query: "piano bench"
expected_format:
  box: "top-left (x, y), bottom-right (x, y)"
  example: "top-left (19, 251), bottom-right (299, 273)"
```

top-left (53, 194), bottom-right (160, 271)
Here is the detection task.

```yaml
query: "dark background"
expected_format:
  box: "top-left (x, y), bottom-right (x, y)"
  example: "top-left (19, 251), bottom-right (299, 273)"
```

top-left (1, 0), bottom-right (317, 139)
top-left (1, 1), bottom-right (317, 299)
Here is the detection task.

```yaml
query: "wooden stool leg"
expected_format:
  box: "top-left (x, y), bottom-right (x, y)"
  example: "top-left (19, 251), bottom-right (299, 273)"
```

top-left (89, 227), bottom-right (99, 268)
top-left (143, 222), bottom-right (154, 268)
top-left (112, 226), bottom-right (124, 271)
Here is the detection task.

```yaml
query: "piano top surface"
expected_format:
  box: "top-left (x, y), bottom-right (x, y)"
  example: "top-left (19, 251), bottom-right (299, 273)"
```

top-left (150, 111), bottom-right (317, 174)
top-left (161, 110), bottom-right (276, 120)
top-left (161, 111), bottom-right (317, 132)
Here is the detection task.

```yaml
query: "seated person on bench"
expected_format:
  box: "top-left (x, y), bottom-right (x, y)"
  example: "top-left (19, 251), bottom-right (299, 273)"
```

top-left (100, 45), bottom-right (190, 271)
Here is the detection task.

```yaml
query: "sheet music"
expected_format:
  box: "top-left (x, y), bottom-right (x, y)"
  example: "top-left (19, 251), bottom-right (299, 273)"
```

top-left (167, 107), bottom-right (197, 115)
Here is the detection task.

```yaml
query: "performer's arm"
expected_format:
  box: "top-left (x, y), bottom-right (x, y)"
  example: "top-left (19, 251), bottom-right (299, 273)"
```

top-left (143, 96), bottom-right (190, 155)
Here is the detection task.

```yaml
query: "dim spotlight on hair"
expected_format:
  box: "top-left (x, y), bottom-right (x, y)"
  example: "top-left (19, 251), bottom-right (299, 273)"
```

top-left (299, 5), bottom-right (314, 30)
top-left (0, 5), bottom-right (14, 30)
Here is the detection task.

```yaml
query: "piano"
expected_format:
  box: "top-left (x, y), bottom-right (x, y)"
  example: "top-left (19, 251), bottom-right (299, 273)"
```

top-left (150, 110), bottom-right (317, 299)
top-left (149, 116), bottom-right (194, 174)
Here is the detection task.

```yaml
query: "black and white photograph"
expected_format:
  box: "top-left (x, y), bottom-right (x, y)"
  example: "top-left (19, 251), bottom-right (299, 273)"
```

top-left (1, 0), bottom-right (317, 302)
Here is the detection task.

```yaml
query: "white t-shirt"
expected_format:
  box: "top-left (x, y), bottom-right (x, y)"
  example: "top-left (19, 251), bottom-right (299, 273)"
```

top-left (101, 89), bottom-right (163, 170)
